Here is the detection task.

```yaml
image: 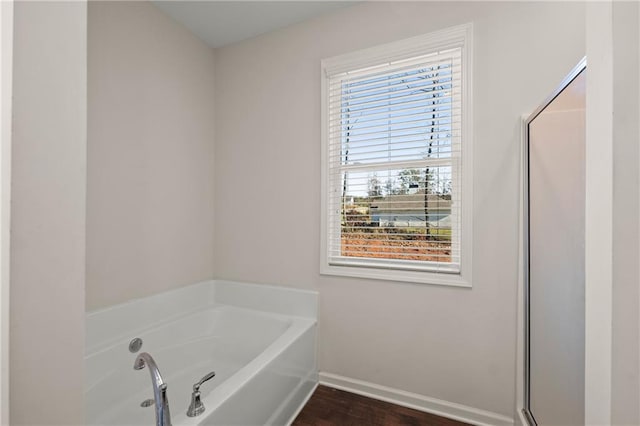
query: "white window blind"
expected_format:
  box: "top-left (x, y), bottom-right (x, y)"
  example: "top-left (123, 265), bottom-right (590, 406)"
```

top-left (322, 29), bottom-right (470, 279)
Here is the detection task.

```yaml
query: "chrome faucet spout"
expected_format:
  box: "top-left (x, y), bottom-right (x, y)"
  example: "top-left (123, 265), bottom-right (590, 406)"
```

top-left (134, 352), bottom-right (172, 426)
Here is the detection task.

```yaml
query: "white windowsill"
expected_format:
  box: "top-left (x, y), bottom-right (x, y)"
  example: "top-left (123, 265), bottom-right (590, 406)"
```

top-left (320, 262), bottom-right (471, 287)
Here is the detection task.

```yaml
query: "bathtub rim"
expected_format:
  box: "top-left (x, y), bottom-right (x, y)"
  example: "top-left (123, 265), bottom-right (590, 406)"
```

top-left (85, 279), bottom-right (318, 355)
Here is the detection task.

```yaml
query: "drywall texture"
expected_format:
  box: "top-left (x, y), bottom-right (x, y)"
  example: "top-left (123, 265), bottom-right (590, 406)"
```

top-left (87, 1), bottom-right (216, 310)
top-left (213, 1), bottom-right (585, 417)
top-left (11, 1), bottom-right (86, 423)
top-left (611, 1), bottom-right (640, 423)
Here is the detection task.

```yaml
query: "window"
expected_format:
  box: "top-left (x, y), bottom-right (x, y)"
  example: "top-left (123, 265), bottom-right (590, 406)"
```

top-left (320, 24), bottom-right (472, 286)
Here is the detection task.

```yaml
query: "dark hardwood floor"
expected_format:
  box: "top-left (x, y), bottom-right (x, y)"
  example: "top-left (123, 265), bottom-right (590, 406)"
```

top-left (292, 385), bottom-right (470, 426)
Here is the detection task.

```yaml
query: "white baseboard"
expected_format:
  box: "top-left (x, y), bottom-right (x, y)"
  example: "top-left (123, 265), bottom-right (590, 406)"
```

top-left (319, 372), bottom-right (514, 426)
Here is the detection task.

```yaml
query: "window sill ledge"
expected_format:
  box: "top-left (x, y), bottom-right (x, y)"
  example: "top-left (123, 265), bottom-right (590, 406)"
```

top-left (320, 264), bottom-right (471, 288)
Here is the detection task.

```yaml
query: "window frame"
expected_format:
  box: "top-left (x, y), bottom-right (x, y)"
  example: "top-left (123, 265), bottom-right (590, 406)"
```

top-left (320, 23), bottom-right (473, 287)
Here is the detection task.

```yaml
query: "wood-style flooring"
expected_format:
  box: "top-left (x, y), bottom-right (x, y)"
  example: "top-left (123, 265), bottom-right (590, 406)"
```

top-left (292, 385), bottom-right (470, 426)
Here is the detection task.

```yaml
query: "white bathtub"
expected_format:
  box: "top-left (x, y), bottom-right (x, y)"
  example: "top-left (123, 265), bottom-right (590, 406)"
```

top-left (85, 281), bottom-right (318, 426)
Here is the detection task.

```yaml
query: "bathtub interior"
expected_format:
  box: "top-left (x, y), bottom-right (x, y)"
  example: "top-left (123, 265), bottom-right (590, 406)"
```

top-left (85, 281), bottom-right (318, 426)
top-left (86, 307), bottom-right (293, 424)
top-left (196, 324), bottom-right (317, 426)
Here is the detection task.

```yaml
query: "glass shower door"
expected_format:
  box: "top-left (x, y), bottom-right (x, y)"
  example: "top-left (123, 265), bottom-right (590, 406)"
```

top-left (524, 64), bottom-right (586, 426)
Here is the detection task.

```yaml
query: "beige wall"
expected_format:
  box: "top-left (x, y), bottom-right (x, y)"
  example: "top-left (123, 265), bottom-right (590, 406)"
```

top-left (87, 1), bottom-right (216, 310)
top-left (612, 1), bottom-right (640, 423)
top-left (213, 1), bottom-right (585, 417)
top-left (10, 1), bottom-right (86, 423)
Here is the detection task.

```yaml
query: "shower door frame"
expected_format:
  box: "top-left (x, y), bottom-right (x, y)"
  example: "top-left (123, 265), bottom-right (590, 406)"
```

top-left (521, 57), bottom-right (587, 426)
top-left (0, 1), bottom-right (12, 422)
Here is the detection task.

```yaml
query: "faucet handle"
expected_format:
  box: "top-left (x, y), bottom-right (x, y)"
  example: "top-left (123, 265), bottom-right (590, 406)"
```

top-left (193, 371), bottom-right (216, 392)
top-left (187, 371), bottom-right (216, 417)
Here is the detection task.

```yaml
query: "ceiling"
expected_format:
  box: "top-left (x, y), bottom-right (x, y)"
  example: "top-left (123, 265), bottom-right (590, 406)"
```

top-left (152, 1), bottom-right (358, 49)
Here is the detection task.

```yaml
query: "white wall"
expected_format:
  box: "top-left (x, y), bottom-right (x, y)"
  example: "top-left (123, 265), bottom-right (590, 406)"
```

top-left (10, 1), bottom-right (86, 423)
top-left (213, 1), bottom-right (585, 417)
top-left (87, 1), bottom-right (216, 310)
top-left (585, 4), bottom-right (614, 422)
top-left (611, 1), bottom-right (640, 423)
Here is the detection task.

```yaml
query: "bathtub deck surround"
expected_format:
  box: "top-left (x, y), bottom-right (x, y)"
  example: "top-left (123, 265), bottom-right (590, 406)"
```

top-left (85, 281), bottom-right (318, 426)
